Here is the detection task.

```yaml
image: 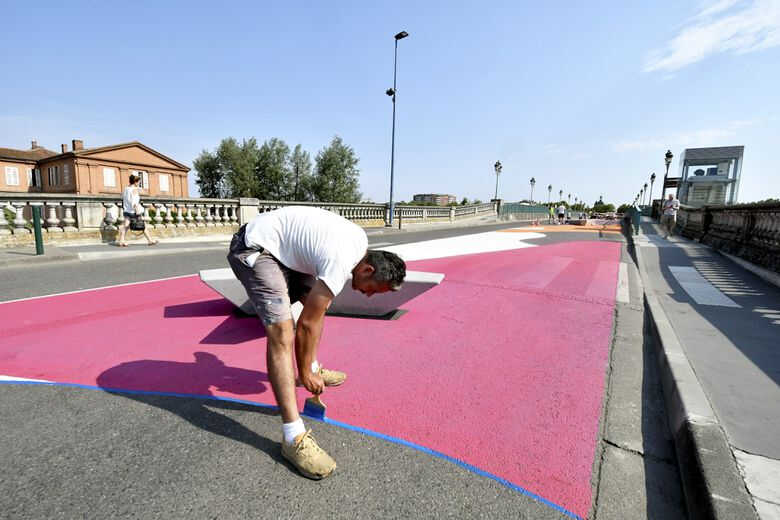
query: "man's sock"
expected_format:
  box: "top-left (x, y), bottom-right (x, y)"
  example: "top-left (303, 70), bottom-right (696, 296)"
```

top-left (282, 418), bottom-right (306, 445)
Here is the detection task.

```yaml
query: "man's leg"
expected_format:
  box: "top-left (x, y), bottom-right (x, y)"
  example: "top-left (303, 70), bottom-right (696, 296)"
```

top-left (264, 320), bottom-right (299, 423)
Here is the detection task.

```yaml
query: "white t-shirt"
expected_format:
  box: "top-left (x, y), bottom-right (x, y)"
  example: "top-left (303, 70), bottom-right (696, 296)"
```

top-left (557, 205), bottom-right (566, 215)
top-left (662, 198), bottom-right (680, 216)
top-left (244, 206), bottom-right (368, 297)
top-left (122, 186), bottom-right (140, 213)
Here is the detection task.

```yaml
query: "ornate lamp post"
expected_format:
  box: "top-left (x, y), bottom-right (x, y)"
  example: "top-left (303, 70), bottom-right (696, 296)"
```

top-left (547, 184), bottom-right (552, 204)
top-left (661, 149), bottom-right (673, 200)
top-left (567, 193), bottom-right (571, 205)
top-left (559, 189), bottom-right (563, 202)
top-left (493, 160), bottom-right (502, 200)
top-left (386, 30), bottom-right (409, 227)
top-left (530, 177), bottom-right (536, 202)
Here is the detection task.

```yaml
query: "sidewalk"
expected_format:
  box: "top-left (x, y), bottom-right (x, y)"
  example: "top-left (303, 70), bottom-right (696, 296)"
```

top-left (634, 217), bottom-right (780, 520)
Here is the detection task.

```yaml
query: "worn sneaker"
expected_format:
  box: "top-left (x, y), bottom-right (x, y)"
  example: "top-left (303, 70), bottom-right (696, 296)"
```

top-left (297, 366), bottom-right (347, 387)
top-left (281, 430), bottom-right (337, 479)
top-left (319, 366), bottom-right (346, 387)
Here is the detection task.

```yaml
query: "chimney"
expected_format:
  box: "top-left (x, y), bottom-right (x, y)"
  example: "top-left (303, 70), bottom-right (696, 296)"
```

top-left (31, 140), bottom-right (38, 149)
top-left (72, 139), bottom-right (84, 151)
top-left (61, 144), bottom-right (68, 153)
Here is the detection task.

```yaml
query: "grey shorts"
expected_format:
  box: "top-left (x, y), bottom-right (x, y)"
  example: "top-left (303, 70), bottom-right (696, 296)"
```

top-left (227, 225), bottom-right (315, 325)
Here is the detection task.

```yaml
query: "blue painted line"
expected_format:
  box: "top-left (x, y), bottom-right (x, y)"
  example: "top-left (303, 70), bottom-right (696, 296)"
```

top-left (0, 380), bottom-right (581, 519)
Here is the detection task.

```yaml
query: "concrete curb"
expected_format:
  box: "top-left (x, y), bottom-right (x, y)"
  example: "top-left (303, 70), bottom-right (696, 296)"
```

top-left (0, 247), bottom-right (79, 268)
top-left (717, 251), bottom-right (780, 290)
top-left (633, 239), bottom-right (758, 520)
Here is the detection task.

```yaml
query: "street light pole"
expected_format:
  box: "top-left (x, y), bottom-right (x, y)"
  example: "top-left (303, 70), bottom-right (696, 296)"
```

top-left (649, 172), bottom-right (656, 218)
top-left (494, 160), bottom-right (502, 200)
top-left (661, 150), bottom-right (673, 201)
top-left (547, 184), bottom-right (552, 205)
top-left (386, 30), bottom-right (409, 227)
top-left (530, 177), bottom-right (536, 202)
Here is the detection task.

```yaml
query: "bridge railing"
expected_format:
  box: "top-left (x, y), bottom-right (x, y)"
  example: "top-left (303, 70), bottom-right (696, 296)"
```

top-left (0, 194), bottom-right (497, 239)
top-left (677, 203), bottom-right (780, 273)
top-left (497, 202), bottom-right (550, 222)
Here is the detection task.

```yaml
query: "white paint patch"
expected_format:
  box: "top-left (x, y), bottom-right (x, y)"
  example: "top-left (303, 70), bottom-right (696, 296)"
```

top-left (668, 266), bottom-right (741, 307)
top-left (586, 260), bottom-right (620, 301)
top-left (616, 262), bottom-right (630, 303)
top-left (734, 449), bottom-right (780, 506)
top-left (0, 375), bottom-right (52, 383)
top-left (509, 256), bottom-right (572, 289)
top-left (382, 231), bottom-right (542, 261)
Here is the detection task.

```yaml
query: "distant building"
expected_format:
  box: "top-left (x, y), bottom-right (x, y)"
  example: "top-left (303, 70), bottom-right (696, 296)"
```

top-left (0, 139), bottom-right (190, 197)
top-left (412, 193), bottom-right (457, 205)
top-left (677, 146), bottom-right (744, 207)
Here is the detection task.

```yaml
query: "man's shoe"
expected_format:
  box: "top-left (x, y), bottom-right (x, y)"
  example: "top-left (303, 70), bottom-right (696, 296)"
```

top-left (319, 366), bottom-right (346, 387)
top-left (281, 430), bottom-right (337, 479)
top-left (296, 366), bottom-right (347, 387)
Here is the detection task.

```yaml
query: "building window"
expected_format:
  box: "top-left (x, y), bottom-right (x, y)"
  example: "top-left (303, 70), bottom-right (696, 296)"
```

top-left (28, 168), bottom-right (41, 187)
top-left (103, 167), bottom-right (116, 188)
top-left (48, 166), bottom-right (59, 186)
top-left (5, 166), bottom-right (20, 186)
top-left (159, 174), bottom-right (169, 192)
top-left (63, 164), bottom-right (71, 185)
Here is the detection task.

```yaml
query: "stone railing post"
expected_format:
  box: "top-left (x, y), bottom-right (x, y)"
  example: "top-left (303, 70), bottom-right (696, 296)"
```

top-left (153, 203), bottom-right (165, 228)
top-left (75, 201), bottom-right (104, 230)
top-left (175, 203), bottom-right (186, 227)
top-left (213, 204), bottom-right (224, 226)
top-left (61, 202), bottom-right (77, 232)
top-left (194, 204), bottom-right (205, 227)
top-left (0, 203), bottom-right (11, 235)
top-left (11, 202), bottom-right (30, 234)
top-left (102, 202), bottom-right (118, 231)
top-left (185, 204), bottom-right (196, 227)
top-left (204, 203), bottom-right (215, 227)
top-left (44, 202), bottom-right (63, 233)
top-left (164, 203), bottom-right (175, 227)
top-left (140, 203), bottom-right (153, 228)
top-left (239, 198), bottom-right (259, 224)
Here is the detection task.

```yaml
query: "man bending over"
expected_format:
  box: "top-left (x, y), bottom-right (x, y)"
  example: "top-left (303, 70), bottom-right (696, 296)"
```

top-left (227, 206), bottom-right (406, 479)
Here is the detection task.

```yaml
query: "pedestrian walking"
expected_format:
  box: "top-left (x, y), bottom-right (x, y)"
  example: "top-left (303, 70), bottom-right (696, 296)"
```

top-left (661, 193), bottom-right (680, 238)
top-left (117, 174), bottom-right (158, 247)
top-left (557, 204), bottom-right (566, 224)
top-left (227, 206), bottom-right (406, 479)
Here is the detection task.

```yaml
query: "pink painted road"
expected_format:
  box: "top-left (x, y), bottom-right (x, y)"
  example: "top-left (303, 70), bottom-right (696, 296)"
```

top-left (0, 240), bottom-right (620, 519)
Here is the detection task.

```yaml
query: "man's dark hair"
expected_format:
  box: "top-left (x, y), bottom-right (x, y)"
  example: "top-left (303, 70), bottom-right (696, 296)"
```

top-left (365, 250), bottom-right (406, 290)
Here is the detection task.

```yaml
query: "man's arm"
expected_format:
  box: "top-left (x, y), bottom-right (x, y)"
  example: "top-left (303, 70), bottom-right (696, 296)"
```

top-left (295, 279), bottom-right (333, 394)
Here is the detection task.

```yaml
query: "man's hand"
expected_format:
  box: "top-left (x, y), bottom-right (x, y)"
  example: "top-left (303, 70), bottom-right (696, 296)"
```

top-left (300, 370), bottom-right (324, 395)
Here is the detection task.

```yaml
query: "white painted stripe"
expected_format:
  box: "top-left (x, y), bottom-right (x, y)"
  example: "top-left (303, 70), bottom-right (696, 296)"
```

top-left (510, 256), bottom-right (572, 289)
top-left (0, 375), bottom-right (52, 383)
top-left (368, 241), bottom-right (393, 248)
top-left (616, 262), bottom-right (630, 303)
top-left (585, 260), bottom-right (619, 300)
top-left (668, 266), bottom-right (741, 307)
top-left (0, 273), bottom-right (196, 305)
top-left (382, 231), bottom-right (542, 261)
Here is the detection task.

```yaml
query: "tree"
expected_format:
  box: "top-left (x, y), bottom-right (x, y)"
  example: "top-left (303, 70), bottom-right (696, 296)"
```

top-left (592, 201), bottom-right (616, 213)
top-left (617, 203), bottom-right (632, 214)
top-left (460, 197), bottom-right (469, 205)
top-left (290, 144), bottom-right (313, 201)
top-left (311, 136), bottom-right (362, 203)
top-left (217, 137), bottom-right (260, 198)
top-left (255, 138), bottom-right (291, 200)
top-left (193, 150), bottom-right (224, 198)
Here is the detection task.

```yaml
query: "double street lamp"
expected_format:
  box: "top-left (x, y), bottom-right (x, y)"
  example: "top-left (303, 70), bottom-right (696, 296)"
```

top-left (493, 160), bottom-right (502, 200)
top-left (386, 30), bottom-right (409, 227)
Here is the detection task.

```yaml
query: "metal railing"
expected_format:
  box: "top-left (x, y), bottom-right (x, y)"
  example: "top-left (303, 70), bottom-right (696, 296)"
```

top-left (497, 203), bottom-right (551, 222)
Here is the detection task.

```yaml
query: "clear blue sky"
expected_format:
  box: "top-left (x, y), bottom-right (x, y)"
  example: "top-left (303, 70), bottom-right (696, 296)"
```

top-left (2, 0), bottom-right (778, 205)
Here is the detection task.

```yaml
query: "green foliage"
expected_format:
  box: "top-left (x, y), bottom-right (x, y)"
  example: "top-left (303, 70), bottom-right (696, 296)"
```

top-left (256, 138), bottom-right (292, 200)
top-left (290, 144), bottom-right (313, 201)
top-left (218, 137), bottom-right (261, 198)
top-left (591, 202), bottom-right (616, 213)
top-left (311, 136), bottom-right (362, 203)
top-left (460, 197), bottom-right (469, 205)
top-left (193, 150), bottom-right (224, 198)
top-left (617, 203), bottom-right (632, 214)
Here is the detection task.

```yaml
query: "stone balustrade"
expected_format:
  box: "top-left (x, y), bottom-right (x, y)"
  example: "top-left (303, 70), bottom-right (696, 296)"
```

top-left (677, 203), bottom-right (780, 272)
top-left (0, 194), bottom-right (501, 246)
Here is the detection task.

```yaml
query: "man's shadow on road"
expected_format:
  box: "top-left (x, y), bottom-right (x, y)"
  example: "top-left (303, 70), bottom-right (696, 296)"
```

top-left (96, 352), bottom-right (288, 468)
